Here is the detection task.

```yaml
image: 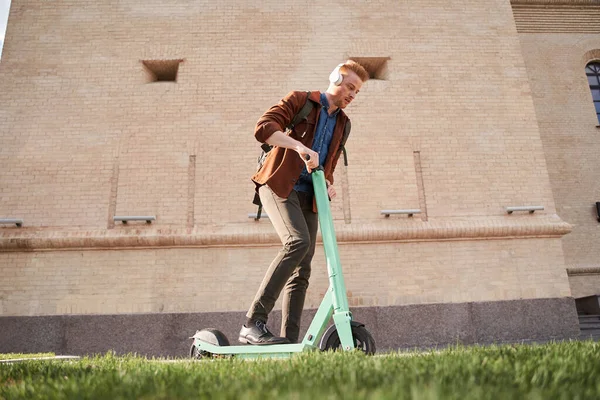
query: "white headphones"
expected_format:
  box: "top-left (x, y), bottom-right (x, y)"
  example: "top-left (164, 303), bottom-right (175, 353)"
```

top-left (329, 63), bottom-right (345, 86)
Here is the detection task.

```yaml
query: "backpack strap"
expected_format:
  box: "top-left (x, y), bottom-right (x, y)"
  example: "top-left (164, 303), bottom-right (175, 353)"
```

top-left (287, 91), bottom-right (313, 132)
top-left (339, 119), bottom-right (351, 166)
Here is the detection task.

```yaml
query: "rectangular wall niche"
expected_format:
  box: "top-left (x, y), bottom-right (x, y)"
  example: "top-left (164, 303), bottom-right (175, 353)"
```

top-left (142, 59), bottom-right (183, 82)
top-left (349, 57), bottom-right (390, 80)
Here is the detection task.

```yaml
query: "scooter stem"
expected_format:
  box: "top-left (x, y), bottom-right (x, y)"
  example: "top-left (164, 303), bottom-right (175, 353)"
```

top-left (311, 168), bottom-right (350, 314)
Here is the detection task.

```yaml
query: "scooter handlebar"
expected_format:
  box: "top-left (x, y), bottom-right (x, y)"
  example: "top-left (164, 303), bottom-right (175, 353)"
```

top-left (303, 154), bottom-right (323, 173)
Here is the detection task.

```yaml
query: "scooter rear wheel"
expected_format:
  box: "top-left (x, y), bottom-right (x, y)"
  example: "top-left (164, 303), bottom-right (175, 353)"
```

top-left (320, 325), bottom-right (376, 355)
top-left (189, 342), bottom-right (208, 359)
top-left (190, 328), bottom-right (230, 359)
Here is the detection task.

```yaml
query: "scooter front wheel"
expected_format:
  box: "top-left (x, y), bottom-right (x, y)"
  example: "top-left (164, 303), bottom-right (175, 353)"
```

top-left (319, 324), bottom-right (376, 355)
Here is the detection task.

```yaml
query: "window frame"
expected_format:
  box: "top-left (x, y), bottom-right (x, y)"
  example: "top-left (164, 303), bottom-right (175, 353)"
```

top-left (585, 61), bottom-right (600, 125)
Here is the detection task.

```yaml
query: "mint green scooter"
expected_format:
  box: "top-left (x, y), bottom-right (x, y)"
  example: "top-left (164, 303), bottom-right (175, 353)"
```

top-left (189, 167), bottom-right (375, 359)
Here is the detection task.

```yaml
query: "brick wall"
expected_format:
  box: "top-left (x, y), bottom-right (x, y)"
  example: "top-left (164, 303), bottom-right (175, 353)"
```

top-left (569, 274), bottom-right (600, 299)
top-left (514, 0), bottom-right (600, 294)
top-left (0, 0), bottom-right (574, 318)
top-left (0, 238), bottom-right (571, 317)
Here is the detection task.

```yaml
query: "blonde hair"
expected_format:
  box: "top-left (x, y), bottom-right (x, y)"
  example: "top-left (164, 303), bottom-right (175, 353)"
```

top-left (341, 60), bottom-right (369, 82)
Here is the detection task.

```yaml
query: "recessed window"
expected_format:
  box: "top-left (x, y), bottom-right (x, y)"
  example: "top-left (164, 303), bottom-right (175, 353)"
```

top-left (142, 59), bottom-right (183, 83)
top-left (349, 57), bottom-right (390, 80)
top-left (586, 62), bottom-right (600, 124)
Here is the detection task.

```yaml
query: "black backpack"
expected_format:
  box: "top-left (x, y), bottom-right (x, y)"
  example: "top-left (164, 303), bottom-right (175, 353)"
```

top-left (253, 91), bottom-right (351, 219)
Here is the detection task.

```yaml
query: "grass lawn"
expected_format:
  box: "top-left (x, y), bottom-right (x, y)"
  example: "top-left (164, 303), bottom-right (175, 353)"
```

top-left (1, 341), bottom-right (599, 399)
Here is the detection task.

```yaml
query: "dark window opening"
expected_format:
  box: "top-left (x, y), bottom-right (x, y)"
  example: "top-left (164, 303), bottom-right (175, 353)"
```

top-left (142, 59), bottom-right (183, 82)
top-left (586, 62), bottom-right (600, 124)
top-left (349, 57), bottom-right (390, 80)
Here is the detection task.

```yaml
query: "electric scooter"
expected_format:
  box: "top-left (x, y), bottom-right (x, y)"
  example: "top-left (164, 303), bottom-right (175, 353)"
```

top-left (189, 166), bottom-right (375, 359)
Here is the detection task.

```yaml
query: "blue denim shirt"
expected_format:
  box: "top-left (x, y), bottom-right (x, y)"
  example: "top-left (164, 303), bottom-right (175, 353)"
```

top-left (294, 93), bottom-right (339, 194)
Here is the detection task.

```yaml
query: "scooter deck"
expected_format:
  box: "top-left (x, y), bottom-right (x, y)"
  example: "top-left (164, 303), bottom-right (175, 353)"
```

top-left (194, 342), bottom-right (316, 359)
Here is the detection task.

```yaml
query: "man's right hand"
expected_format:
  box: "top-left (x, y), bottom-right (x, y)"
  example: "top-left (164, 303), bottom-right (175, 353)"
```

top-left (297, 147), bottom-right (319, 172)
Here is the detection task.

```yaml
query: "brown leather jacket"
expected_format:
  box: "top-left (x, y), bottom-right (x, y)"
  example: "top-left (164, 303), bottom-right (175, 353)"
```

top-left (252, 90), bottom-right (349, 200)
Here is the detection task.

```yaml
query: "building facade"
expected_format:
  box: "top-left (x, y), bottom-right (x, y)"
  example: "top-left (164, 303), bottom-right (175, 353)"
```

top-left (0, 0), bottom-right (598, 356)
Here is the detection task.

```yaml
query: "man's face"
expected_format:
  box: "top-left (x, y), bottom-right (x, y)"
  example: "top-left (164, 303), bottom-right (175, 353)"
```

top-left (330, 70), bottom-right (363, 109)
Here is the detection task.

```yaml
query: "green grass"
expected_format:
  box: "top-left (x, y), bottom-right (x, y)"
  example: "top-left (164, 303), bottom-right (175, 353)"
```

top-left (1, 341), bottom-right (599, 399)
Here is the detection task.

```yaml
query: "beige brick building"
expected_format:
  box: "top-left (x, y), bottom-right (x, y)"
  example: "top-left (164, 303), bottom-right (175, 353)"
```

top-left (0, 0), bottom-right (598, 355)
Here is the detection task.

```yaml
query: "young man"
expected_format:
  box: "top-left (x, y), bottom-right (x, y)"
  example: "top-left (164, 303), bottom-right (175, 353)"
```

top-left (240, 60), bottom-right (369, 345)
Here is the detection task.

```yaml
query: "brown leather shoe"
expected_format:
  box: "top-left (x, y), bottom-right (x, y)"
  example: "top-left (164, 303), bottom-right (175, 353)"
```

top-left (238, 320), bottom-right (290, 345)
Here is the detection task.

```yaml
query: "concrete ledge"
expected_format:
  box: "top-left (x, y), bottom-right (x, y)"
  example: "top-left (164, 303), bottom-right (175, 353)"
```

top-left (567, 267), bottom-right (600, 276)
top-left (0, 297), bottom-right (579, 357)
top-left (511, 0), bottom-right (600, 5)
top-left (0, 356), bottom-right (80, 364)
top-left (0, 216), bottom-right (572, 252)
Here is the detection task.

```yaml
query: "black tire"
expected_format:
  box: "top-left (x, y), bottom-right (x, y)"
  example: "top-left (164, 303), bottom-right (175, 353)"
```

top-left (189, 328), bottom-right (230, 359)
top-left (321, 325), bottom-right (376, 355)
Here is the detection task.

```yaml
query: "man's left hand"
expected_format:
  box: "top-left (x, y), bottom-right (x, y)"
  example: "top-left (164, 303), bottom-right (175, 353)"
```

top-left (326, 180), bottom-right (337, 200)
